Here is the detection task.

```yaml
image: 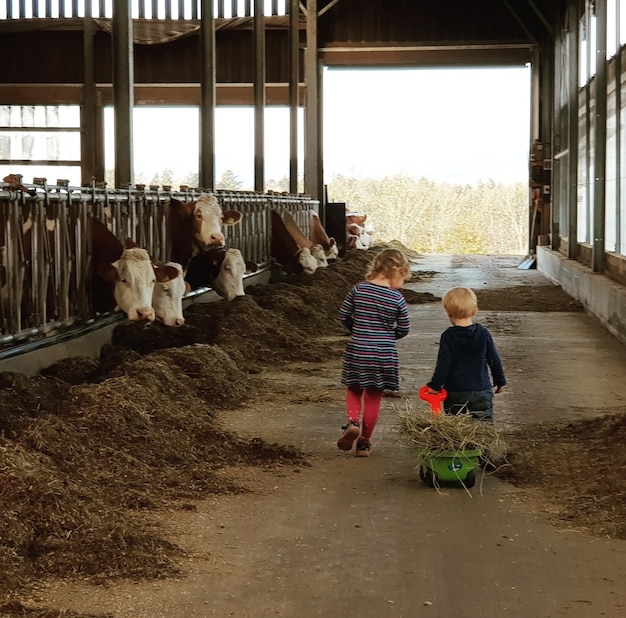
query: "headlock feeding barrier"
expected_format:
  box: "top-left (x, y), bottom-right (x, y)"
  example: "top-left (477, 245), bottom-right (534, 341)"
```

top-left (0, 177), bottom-right (318, 361)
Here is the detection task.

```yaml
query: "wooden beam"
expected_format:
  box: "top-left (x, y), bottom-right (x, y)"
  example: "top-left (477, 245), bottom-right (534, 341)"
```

top-left (0, 84), bottom-right (306, 106)
top-left (254, 0), bottom-right (266, 192)
top-left (200, 0), bottom-right (216, 189)
top-left (112, 0), bottom-right (134, 187)
top-left (304, 0), bottom-right (320, 201)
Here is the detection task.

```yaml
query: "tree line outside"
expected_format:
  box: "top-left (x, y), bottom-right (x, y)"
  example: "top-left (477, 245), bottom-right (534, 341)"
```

top-left (105, 168), bottom-right (529, 255)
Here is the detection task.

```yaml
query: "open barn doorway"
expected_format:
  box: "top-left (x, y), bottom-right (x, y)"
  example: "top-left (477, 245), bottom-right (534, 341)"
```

top-left (102, 66), bottom-right (530, 255)
top-left (323, 66), bottom-right (532, 255)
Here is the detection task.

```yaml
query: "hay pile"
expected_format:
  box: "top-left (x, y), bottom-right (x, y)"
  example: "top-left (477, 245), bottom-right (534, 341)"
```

top-left (0, 346), bottom-right (306, 598)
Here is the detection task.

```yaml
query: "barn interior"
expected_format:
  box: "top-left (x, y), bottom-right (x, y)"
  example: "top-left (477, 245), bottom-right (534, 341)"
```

top-left (1, 2), bottom-right (626, 615)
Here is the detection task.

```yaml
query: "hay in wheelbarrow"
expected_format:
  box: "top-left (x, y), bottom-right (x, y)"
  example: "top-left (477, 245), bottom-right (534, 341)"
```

top-left (396, 402), bottom-right (508, 491)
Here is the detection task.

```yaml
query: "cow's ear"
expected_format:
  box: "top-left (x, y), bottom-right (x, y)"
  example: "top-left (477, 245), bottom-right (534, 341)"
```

top-left (96, 262), bottom-right (119, 283)
top-left (124, 238), bottom-right (138, 249)
top-left (154, 264), bottom-right (180, 283)
top-left (222, 210), bottom-right (243, 226)
top-left (211, 253), bottom-right (226, 267)
top-left (184, 281), bottom-right (191, 294)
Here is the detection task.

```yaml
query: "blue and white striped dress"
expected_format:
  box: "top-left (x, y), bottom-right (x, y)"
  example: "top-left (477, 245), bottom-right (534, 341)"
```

top-left (339, 281), bottom-right (410, 391)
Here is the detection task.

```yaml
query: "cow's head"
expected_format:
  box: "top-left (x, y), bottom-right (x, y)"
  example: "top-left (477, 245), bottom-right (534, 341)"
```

top-left (190, 194), bottom-right (242, 252)
top-left (107, 247), bottom-right (158, 321)
top-left (310, 243), bottom-right (328, 268)
top-left (213, 248), bottom-right (247, 301)
top-left (152, 262), bottom-right (189, 327)
top-left (297, 247), bottom-right (318, 274)
top-left (325, 238), bottom-right (339, 260)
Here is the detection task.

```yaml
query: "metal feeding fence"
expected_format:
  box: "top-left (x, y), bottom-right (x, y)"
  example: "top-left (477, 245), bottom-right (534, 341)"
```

top-left (0, 178), bottom-right (317, 355)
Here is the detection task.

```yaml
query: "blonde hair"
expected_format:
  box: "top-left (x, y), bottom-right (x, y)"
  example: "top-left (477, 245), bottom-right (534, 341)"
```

top-left (366, 248), bottom-right (410, 281)
top-left (442, 287), bottom-right (478, 319)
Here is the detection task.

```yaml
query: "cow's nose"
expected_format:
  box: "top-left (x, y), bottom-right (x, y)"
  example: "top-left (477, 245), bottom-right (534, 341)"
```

top-left (210, 233), bottom-right (225, 245)
top-left (174, 317), bottom-right (185, 327)
top-left (137, 307), bottom-right (155, 321)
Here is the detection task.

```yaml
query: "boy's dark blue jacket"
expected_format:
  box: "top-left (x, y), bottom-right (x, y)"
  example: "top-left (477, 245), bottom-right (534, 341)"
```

top-left (427, 323), bottom-right (506, 392)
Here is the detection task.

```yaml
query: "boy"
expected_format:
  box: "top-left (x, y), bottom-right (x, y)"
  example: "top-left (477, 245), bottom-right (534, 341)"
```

top-left (426, 287), bottom-right (506, 422)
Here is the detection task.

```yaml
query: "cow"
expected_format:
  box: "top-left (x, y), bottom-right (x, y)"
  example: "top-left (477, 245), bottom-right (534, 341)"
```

top-left (346, 211), bottom-right (374, 250)
top-left (270, 209), bottom-right (319, 274)
top-left (91, 217), bottom-right (179, 322)
top-left (281, 210), bottom-right (328, 268)
top-left (168, 193), bottom-right (255, 298)
top-left (151, 262), bottom-right (189, 327)
top-left (168, 193), bottom-right (243, 267)
top-left (184, 246), bottom-right (255, 301)
top-left (310, 211), bottom-right (339, 260)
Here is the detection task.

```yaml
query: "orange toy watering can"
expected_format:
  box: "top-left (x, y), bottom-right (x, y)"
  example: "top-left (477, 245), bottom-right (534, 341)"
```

top-left (419, 386), bottom-right (447, 416)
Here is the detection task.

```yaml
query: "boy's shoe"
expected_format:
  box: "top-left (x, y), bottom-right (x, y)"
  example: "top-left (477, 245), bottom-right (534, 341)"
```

top-left (355, 440), bottom-right (371, 457)
top-left (337, 421), bottom-right (360, 451)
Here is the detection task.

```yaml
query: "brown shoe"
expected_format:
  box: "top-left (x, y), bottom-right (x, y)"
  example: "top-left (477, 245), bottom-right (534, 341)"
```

top-left (355, 440), bottom-right (371, 457)
top-left (337, 421), bottom-right (360, 451)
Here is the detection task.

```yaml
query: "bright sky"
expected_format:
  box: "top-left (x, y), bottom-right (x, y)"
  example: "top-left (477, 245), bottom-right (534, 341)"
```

top-left (105, 66), bottom-right (531, 188)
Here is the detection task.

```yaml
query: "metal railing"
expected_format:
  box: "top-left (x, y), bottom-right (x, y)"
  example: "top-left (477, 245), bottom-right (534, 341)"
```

top-left (0, 0), bottom-right (289, 20)
top-left (0, 178), bottom-right (317, 352)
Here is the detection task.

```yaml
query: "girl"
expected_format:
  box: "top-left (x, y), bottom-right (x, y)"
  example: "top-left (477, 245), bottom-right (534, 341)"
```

top-left (337, 248), bottom-right (411, 456)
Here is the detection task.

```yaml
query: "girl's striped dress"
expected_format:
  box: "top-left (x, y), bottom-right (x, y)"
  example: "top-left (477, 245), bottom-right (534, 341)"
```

top-left (339, 280), bottom-right (410, 391)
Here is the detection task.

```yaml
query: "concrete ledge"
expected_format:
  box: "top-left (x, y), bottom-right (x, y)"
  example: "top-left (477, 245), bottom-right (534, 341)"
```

top-left (537, 246), bottom-right (626, 345)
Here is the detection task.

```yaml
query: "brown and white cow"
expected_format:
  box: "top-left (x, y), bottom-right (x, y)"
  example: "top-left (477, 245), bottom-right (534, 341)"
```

top-left (169, 193), bottom-right (255, 298)
top-left (346, 211), bottom-right (374, 250)
top-left (91, 217), bottom-right (179, 322)
top-left (271, 209), bottom-right (320, 274)
top-left (281, 210), bottom-right (328, 269)
top-left (310, 211), bottom-right (339, 260)
top-left (169, 193), bottom-right (242, 267)
top-left (184, 246), bottom-right (256, 300)
top-left (151, 262), bottom-right (189, 327)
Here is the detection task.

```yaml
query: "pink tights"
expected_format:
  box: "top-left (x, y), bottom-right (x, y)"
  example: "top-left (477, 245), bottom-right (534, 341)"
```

top-left (346, 386), bottom-right (383, 442)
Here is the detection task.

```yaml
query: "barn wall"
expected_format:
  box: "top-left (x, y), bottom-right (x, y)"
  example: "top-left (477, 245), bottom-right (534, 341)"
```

top-left (538, 247), bottom-right (626, 346)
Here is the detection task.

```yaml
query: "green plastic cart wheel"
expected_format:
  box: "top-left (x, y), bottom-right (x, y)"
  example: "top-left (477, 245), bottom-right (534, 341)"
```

top-left (425, 468), bottom-right (437, 488)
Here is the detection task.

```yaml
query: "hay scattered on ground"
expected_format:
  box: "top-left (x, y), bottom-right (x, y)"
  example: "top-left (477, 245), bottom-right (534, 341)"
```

top-left (1, 244), bottom-right (435, 605)
top-left (477, 285), bottom-right (584, 312)
top-left (495, 412), bottom-right (626, 538)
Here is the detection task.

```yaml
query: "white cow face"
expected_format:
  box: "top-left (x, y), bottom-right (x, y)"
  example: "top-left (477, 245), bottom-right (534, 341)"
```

top-left (214, 248), bottom-right (246, 301)
top-left (192, 193), bottom-right (242, 253)
top-left (326, 239), bottom-right (339, 260)
top-left (112, 247), bottom-right (157, 322)
top-left (356, 231), bottom-right (373, 249)
top-left (297, 247), bottom-right (318, 274)
top-left (152, 262), bottom-right (189, 327)
top-left (310, 243), bottom-right (328, 268)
